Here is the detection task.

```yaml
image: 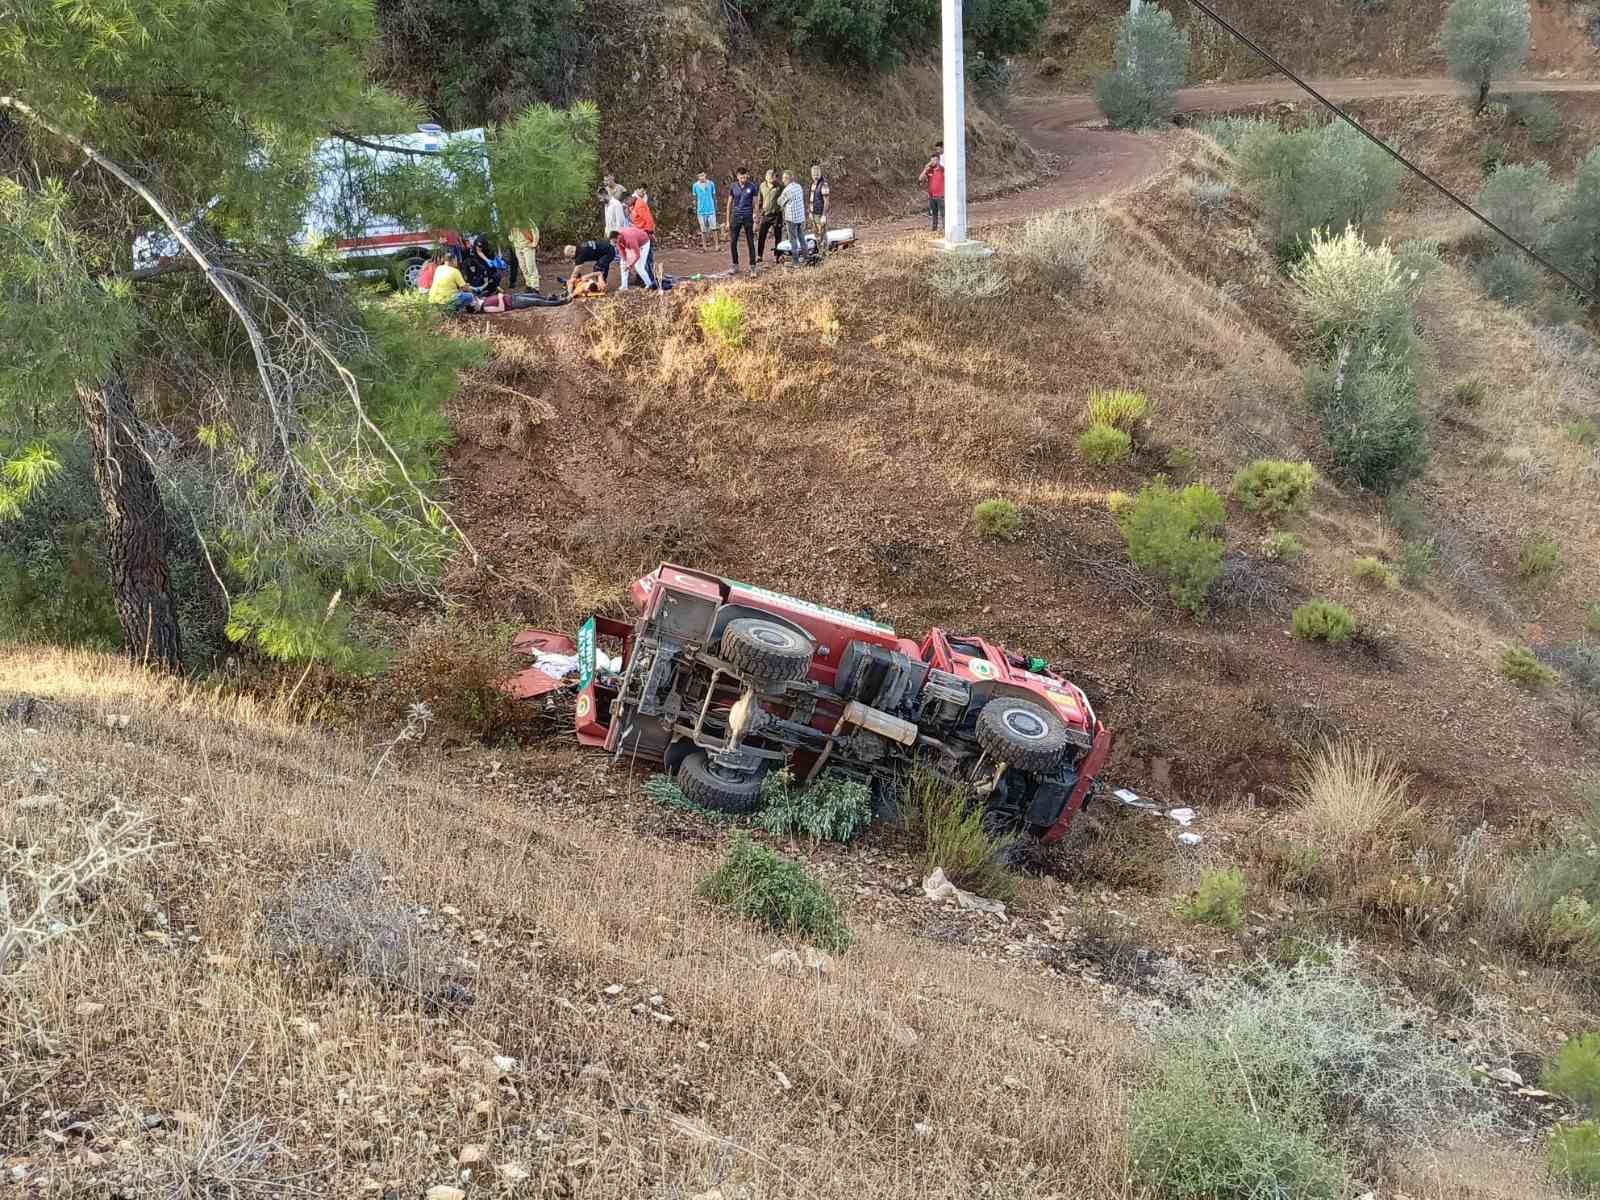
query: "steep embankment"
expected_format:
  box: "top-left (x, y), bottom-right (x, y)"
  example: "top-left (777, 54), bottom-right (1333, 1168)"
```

top-left (1029, 0), bottom-right (1600, 89)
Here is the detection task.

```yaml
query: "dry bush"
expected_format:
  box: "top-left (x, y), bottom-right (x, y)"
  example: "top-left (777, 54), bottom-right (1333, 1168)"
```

top-left (382, 620), bottom-right (530, 742)
top-left (1010, 209), bottom-right (1106, 290)
top-left (1289, 740), bottom-right (1411, 875)
top-left (563, 491), bottom-right (721, 582)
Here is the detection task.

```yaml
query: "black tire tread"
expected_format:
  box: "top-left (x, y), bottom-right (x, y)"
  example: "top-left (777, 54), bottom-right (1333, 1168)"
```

top-left (719, 618), bottom-right (813, 684)
top-left (975, 697), bottom-right (1069, 773)
top-left (676, 751), bottom-right (764, 814)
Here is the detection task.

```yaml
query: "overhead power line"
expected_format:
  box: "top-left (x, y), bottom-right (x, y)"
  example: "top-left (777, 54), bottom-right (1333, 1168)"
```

top-left (1177, 0), bottom-right (1593, 302)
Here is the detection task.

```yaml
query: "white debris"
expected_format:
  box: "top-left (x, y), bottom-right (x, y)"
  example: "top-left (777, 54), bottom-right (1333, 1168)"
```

top-left (922, 867), bottom-right (1006, 916)
top-left (1177, 832), bottom-right (1203, 846)
top-left (1165, 807), bottom-right (1196, 827)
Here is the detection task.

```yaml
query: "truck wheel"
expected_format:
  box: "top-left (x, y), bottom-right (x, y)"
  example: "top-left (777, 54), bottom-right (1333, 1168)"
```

top-left (719, 618), bottom-right (814, 684)
top-left (676, 751), bottom-right (764, 814)
top-left (975, 697), bottom-right (1069, 773)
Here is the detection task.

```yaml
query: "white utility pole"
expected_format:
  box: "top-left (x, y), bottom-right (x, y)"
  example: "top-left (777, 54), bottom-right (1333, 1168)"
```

top-left (938, 0), bottom-right (984, 254)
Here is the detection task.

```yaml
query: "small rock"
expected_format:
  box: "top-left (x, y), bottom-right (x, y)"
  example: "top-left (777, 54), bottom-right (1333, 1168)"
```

top-left (766, 948), bottom-right (804, 975)
top-left (1489, 1067), bottom-right (1524, 1086)
top-left (73, 1001), bottom-right (105, 1018)
top-left (498, 1163), bottom-right (531, 1183)
top-left (491, 1055), bottom-right (517, 1073)
top-left (425, 1187), bottom-right (466, 1200)
top-left (802, 947), bottom-right (834, 975)
top-left (913, 1121), bottom-right (932, 1140)
top-left (458, 1144), bottom-right (485, 1166)
top-left (603, 984), bottom-right (624, 997)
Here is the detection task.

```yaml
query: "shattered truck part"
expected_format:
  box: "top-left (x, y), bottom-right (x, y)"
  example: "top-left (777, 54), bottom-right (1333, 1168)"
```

top-left (511, 563), bottom-right (1113, 843)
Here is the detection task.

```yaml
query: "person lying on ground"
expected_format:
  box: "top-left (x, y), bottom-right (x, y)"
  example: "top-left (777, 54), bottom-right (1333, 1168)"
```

top-left (564, 239), bottom-right (617, 290)
top-left (692, 170), bottom-right (719, 251)
top-left (726, 166), bottom-right (759, 276)
top-left (610, 224), bottom-right (660, 292)
top-left (758, 168), bottom-right (784, 263)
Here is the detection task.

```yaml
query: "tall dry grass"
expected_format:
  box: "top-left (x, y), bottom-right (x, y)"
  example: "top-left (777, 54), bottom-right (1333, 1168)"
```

top-left (1, 646), bottom-right (1136, 1197)
top-left (1291, 738), bottom-right (1412, 867)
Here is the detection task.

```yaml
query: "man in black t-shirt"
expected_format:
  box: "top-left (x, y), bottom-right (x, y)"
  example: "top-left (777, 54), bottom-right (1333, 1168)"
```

top-left (725, 166), bottom-right (760, 275)
top-left (563, 239), bottom-right (616, 289)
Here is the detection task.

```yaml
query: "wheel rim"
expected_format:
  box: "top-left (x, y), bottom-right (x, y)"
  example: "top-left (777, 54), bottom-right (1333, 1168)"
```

top-left (751, 626), bottom-right (794, 649)
top-left (404, 261), bottom-right (424, 288)
top-left (1003, 707), bottom-right (1050, 741)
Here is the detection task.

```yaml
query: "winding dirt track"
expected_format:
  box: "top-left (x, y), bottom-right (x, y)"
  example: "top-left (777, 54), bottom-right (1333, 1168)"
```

top-left (639, 76), bottom-right (1600, 278)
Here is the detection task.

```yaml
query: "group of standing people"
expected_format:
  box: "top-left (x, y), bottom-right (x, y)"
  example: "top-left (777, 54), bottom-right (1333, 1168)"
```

top-left (705, 163), bottom-right (831, 274)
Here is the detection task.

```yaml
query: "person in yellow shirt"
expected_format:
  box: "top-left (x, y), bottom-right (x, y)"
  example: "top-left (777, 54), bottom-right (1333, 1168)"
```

top-left (508, 224), bottom-right (540, 291)
top-left (427, 249), bottom-right (478, 313)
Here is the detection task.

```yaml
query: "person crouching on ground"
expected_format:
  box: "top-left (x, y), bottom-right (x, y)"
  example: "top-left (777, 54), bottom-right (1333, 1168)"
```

top-left (779, 170), bottom-right (808, 265)
top-left (563, 238), bottom-right (617, 293)
top-left (509, 223), bottom-right (540, 291)
top-left (610, 225), bottom-right (659, 292)
top-left (692, 170), bottom-right (719, 251)
top-left (427, 249), bottom-right (478, 313)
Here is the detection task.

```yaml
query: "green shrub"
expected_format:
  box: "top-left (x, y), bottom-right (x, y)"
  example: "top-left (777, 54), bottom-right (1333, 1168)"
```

top-left (1238, 122), bottom-right (1402, 248)
top-left (642, 773), bottom-right (734, 823)
top-left (1517, 530), bottom-right (1561, 584)
top-left (697, 293), bottom-right (746, 348)
top-left (1130, 944), bottom-right (1481, 1200)
top-left (1550, 1121), bottom-right (1600, 1191)
top-left (1351, 555), bottom-right (1398, 589)
top-left (1105, 489), bottom-right (1133, 514)
top-left (1094, 4), bottom-right (1189, 130)
top-left (1545, 1034), bottom-right (1600, 1116)
top-left (1508, 92), bottom-right (1562, 146)
top-left (1197, 115), bottom-right (1277, 153)
top-left (1291, 226), bottom-right (1412, 350)
top-left (973, 497), bottom-right (1021, 540)
top-left (1231, 459), bottom-right (1317, 518)
top-left (1588, 603), bottom-right (1600, 636)
top-left (1453, 375), bottom-right (1488, 408)
top-left (893, 767), bottom-right (1017, 902)
top-left (1478, 160), bottom-right (1559, 247)
top-left (1180, 867), bottom-right (1247, 930)
top-left (1395, 237), bottom-right (1442, 292)
top-left (1308, 345), bottom-right (1428, 493)
top-left (1077, 422), bottom-right (1133, 466)
top-left (1567, 419), bottom-right (1600, 447)
top-left (1500, 645), bottom-right (1556, 689)
top-left (697, 834), bottom-right (850, 951)
top-left (1479, 138), bottom-right (1508, 176)
top-left (1399, 540), bottom-right (1435, 587)
top-left (1085, 387), bottom-right (1149, 431)
top-left (1261, 530), bottom-right (1303, 561)
top-left (1293, 600), bottom-right (1356, 645)
top-left (755, 770), bottom-right (874, 843)
top-left (1165, 446), bottom-right (1196, 473)
top-left (1119, 480), bottom-right (1226, 617)
top-left (1476, 250), bottom-right (1539, 307)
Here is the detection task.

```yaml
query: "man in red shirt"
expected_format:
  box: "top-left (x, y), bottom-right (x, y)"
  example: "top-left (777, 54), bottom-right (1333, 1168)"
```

top-left (610, 224), bottom-right (658, 291)
top-left (918, 143), bottom-right (945, 235)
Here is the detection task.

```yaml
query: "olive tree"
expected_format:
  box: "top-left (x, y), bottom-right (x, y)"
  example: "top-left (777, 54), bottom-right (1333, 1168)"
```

top-left (1095, 3), bottom-right (1190, 131)
top-left (1442, 0), bottom-right (1531, 114)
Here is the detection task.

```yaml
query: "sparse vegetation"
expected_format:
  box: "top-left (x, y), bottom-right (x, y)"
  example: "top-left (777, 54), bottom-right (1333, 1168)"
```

top-left (1508, 92), bottom-right (1563, 145)
top-left (974, 497), bottom-right (1022, 540)
top-left (1179, 867), bottom-right (1246, 930)
top-left (755, 770), bottom-right (874, 843)
top-left (1294, 600), bottom-right (1356, 645)
top-left (383, 622), bottom-right (528, 741)
top-left (1500, 645), bottom-right (1557, 689)
top-left (1478, 160), bottom-right (1558, 247)
top-left (1237, 125), bottom-right (1402, 250)
top-left (1119, 480), bottom-right (1227, 617)
top-left (1400, 540), bottom-right (1435, 587)
top-left (1094, 2), bottom-right (1189, 130)
top-left (930, 249), bottom-right (1012, 302)
top-left (1078, 422), bottom-right (1134, 466)
top-left (1588, 603), bottom-right (1600, 635)
top-left (1454, 375), bottom-right (1489, 408)
top-left (1352, 555), bottom-right (1398, 589)
top-left (697, 293), bottom-right (747, 348)
top-left (697, 834), bottom-right (851, 952)
top-left (1567, 419), bottom-right (1600, 446)
top-left (1517, 530), bottom-right (1561, 584)
top-left (1261, 530), bottom-right (1304, 561)
top-left (1013, 209), bottom-right (1105, 289)
top-left (1231, 459), bottom-right (1317, 518)
top-left (1085, 387), bottom-right (1149, 432)
top-left (1165, 446), bottom-right (1196, 473)
top-left (1476, 250), bottom-right (1540, 307)
top-left (1130, 945), bottom-right (1481, 1200)
top-left (893, 768), bottom-right (1018, 902)
top-left (1550, 1121), bottom-right (1600, 1191)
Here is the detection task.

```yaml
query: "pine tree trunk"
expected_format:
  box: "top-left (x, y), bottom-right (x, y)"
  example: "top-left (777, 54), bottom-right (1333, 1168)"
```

top-left (1475, 80), bottom-right (1490, 115)
top-left (77, 373), bottom-right (183, 671)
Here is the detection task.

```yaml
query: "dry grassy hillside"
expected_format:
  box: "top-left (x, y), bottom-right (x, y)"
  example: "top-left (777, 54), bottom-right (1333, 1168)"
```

top-left (1029, 0), bottom-right (1600, 89)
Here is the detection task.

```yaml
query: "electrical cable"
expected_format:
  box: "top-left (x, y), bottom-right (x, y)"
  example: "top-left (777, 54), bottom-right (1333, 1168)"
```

top-left (1177, 0), bottom-right (1593, 301)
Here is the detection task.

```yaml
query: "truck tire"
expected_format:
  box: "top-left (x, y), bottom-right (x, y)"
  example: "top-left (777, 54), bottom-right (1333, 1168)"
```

top-left (676, 751), bottom-right (764, 814)
top-left (975, 697), bottom-right (1069, 773)
top-left (719, 618), bottom-right (814, 684)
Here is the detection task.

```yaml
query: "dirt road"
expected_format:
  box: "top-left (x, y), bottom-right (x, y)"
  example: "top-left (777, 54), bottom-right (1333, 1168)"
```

top-left (588, 75), bottom-right (1600, 281)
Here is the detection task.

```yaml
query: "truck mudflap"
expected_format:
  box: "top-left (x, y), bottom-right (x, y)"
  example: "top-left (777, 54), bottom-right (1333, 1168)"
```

top-left (1039, 724), bottom-right (1114, 846)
